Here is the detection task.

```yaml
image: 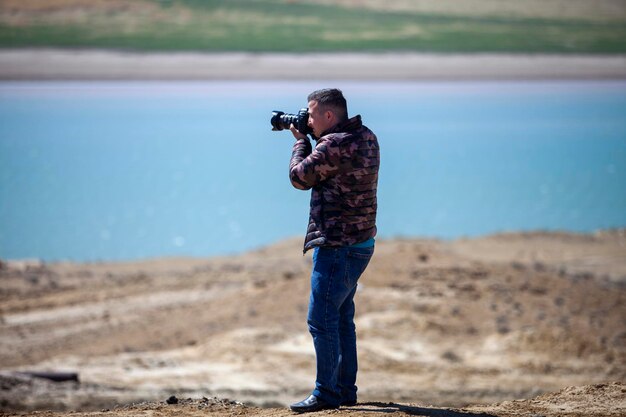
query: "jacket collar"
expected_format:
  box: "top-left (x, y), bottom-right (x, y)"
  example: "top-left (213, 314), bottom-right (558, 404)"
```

top-left (318, 115), bottom-right (362, 139)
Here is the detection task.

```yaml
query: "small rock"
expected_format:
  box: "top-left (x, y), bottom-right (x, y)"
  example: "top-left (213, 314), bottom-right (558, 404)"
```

top-left (511, 261), bottom-right (526, 270)
top-left (166, 395), bottom-right (178, 405)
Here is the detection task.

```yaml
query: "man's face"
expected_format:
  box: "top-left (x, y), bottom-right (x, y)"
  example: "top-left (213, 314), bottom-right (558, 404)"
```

top-left (307, 100), bottom-right (334, 138)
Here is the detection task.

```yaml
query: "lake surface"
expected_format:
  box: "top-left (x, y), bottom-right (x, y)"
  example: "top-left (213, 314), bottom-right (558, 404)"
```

top-left (1, 81), bottom-right (625, 261)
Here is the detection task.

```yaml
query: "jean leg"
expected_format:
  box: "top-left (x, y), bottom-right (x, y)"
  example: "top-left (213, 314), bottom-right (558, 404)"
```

top-left (337, 246), bottom-right (374, 402)
top-left (338, 285), bottom-right (358, 402)
top-left (307, 248), bottom-right (343, 406)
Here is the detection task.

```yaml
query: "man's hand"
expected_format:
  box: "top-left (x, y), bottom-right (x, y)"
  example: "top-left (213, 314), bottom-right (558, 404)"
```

top-left (290, 124), bottom-right (309, 141)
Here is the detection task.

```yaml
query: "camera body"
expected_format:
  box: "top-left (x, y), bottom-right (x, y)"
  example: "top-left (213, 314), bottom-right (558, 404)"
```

top-left (271, 108), bottom-right (312, 135)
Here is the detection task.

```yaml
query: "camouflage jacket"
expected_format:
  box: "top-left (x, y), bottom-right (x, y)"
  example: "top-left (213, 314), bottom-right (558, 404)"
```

top-left (289, 115), bottom-right (379, 253)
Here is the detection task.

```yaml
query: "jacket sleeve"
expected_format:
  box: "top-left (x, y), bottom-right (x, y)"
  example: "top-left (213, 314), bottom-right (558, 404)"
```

top-left (289, 137), bottom-right (343, 190)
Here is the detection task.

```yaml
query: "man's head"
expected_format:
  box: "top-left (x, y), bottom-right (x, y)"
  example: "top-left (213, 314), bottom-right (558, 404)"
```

top-left (306, 88), bottom-right (348, 137)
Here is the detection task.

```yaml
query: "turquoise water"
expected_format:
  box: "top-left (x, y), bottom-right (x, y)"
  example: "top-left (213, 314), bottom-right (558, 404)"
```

top-left (1, 81), bottom-right (625, 261)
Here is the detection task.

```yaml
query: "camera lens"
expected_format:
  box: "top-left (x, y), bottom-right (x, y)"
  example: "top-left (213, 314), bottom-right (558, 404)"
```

top-left (270, 108), bottom-right (311, 134)
top-left (271, 110), bottom-right (286, 131)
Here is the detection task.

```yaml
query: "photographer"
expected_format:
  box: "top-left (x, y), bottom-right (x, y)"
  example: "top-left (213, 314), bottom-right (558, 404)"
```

top-left (287, 88), bottom-right (380, 413)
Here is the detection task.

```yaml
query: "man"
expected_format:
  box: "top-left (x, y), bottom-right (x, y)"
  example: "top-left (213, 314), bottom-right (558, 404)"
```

top-left (287, 88), bottom-right (379, 413)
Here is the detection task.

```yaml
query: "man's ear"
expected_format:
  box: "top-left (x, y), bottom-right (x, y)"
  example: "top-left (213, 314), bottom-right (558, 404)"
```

top-left (325, 110), bottom-right (334, 122)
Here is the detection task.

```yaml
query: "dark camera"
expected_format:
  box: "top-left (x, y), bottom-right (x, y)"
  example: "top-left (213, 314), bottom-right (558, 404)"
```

top-left (270, 108), bottom-right (312, 135)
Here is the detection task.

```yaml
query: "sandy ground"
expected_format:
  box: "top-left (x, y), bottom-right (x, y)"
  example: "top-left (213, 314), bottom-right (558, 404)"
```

top-left (0, 230), bottom-right (625, 416)
top-left (1, 49), bottom-right (626, 80)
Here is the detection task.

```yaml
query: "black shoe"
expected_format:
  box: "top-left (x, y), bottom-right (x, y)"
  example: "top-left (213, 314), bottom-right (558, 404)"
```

top-left (340, 399), bottom-right (357, 407)
top-left (290, 395), bottom-right (338, 413)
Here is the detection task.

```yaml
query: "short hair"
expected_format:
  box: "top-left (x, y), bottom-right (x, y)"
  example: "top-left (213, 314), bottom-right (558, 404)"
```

top-left (307, 88), bottom-right (348, 122)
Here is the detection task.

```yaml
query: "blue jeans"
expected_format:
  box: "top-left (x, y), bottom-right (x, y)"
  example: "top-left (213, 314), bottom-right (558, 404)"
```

top-left (308, 245), bottom-right (374, 406)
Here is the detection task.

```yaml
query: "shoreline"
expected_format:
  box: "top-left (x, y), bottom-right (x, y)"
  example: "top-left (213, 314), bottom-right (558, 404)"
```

top-left (1, 49), bottom-right (626, 80)
top-left (3, 229), bottom-right (625, 282)
top-left (2, 229), bottom-right (625, 266)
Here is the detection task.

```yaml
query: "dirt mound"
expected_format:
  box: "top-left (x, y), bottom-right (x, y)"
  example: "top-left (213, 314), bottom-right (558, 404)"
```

top-left (2, 382), bottom-right (623, 416)
top-left (469, 381), bottom-right (626, 416)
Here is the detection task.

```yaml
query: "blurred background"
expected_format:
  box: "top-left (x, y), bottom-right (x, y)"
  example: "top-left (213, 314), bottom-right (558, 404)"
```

top-left (0, 0), bottom-right (625, 415)
top-left (0, 0), bottom-right (624, 261)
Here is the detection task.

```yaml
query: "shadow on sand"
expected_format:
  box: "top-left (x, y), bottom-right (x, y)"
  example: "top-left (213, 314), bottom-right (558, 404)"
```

top-left (342, 402), bottom-right (498, 417)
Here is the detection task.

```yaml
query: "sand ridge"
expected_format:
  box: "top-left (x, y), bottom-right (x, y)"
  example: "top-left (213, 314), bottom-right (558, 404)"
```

top-left (1, 50), bottom-right (626, 80)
